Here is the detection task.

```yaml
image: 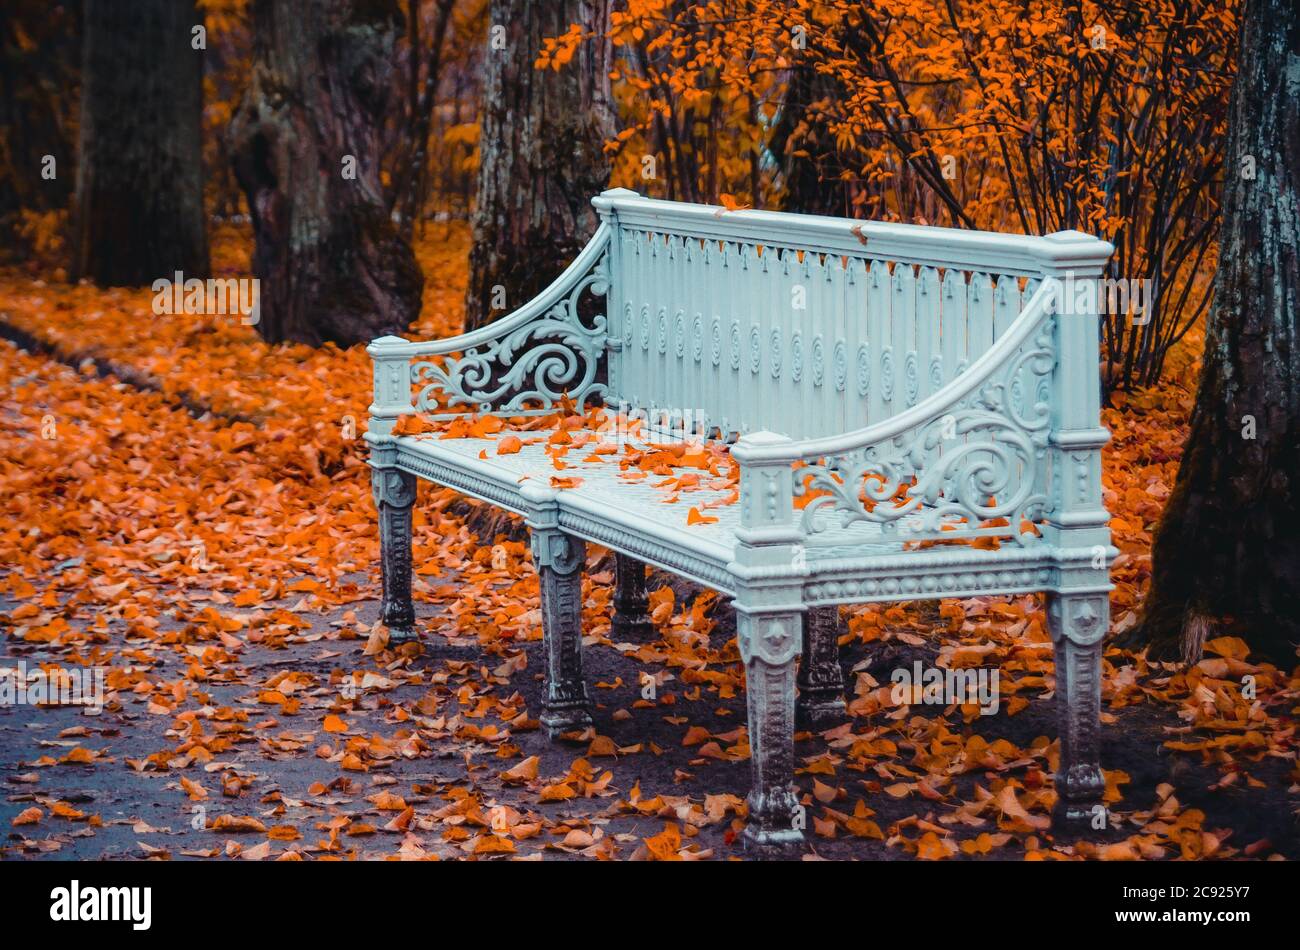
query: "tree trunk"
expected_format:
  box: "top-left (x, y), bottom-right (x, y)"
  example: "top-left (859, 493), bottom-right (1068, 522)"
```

top-left (228, 0), bottom-right (423, 347)
top-left (73, 0), bottom-right (208, 286)
top-left (391, 0), bottom-right (455, 239)
top-left (769, 60), bottom-right (845, 218)
top-left (463, 0), bottom-right (614, 332)
top-left (1130, 0), bottom-right (1299, 663)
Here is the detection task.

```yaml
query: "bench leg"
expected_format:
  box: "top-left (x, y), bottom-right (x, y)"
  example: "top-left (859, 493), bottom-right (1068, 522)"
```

top-left (797, 606), bottom-right (847, 729)
top-left (610, 553), bottom-right (654, 641)
top-left (1047, 591), bottom-right (1108, 830)
top-left (737, 608), bottom-right (804, 856)
top-left (372, 468), bottom-right (417, 642)
top-left (531, 528), bottom-right (593, 737)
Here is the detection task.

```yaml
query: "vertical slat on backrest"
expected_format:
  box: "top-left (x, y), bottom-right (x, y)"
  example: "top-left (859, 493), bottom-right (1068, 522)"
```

top-left (761, 248), bottom-right (781, 436)
top-left (621, 228), bottom-right (642, 418)
top-left (614, 228), bottom-right (629, 413)
top-left (645, 232), bottom-right (662, 429)
top-left (965, 271), bottom-right (996, 501)
top-left (733, 244), bottom-right (754, 434)
top-left (774, 248), bottom-right (798, 438)
top-left (823, 253), bottom-right (848, 438)
top-left (940, 269), bottom-right (967, 387)
top-left (792, 250), bottom-right (814, 438)
top-left (890, 263), bottom-right (915, 415)
top-left (686, 238), bottom-right (703, 433)
top-left (991, 273), bottom-right (1023, 493)
top-left (680, 237), bottom-right (696, 433)
top-left (968, 272), bottom-right (994, 368)
top-left (702, 243), bottom-right (722, 439)
top-left (605, 225), bottom-right (623, 407)
top-left (867, 260), bottom-right (890, 425)
top-left (916, 266), bottom-right (940, 403)
top-left (808, 250), bottom-right (829, 438)
top-left (706, 241), bottom-right (729, 436)
top-left (681, 238), bottom-right (700, 435)
top-left (757, 246), bottom-right (776, 434)
top-left (697, 239), bottom-right (715, 435)
top-left (1016, 277), bottom-right (1041, 413)
top-left (627, 229), bottom-right (647, 416)
top-left (1021, 275), bottom-right (1046, 503)
top-left (676, 239), bottom-right (696, 436)
top-left (650, 234), bottom-right (671, 431)
top-left (993, 273), bottom-right (1020, 341)
top-left (843, 257), bottom-right (869, 432)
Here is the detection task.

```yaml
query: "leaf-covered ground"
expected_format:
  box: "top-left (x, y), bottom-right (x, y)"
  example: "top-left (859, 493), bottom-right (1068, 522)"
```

top-left (1, 225), bottom-right (1295, 860)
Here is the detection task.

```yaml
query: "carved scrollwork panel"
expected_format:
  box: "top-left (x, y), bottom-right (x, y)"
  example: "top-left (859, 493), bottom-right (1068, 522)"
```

top-left (410, 252), bottom-right (610, 416)
top-left (796, 316), bottom-right (1057, 544)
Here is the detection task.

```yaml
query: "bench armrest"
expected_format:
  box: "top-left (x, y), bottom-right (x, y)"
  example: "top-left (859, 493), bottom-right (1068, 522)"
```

top-left (367, 223), bottom-right (613, 435)
top-left (732, 278), bottom-right (1065, 544)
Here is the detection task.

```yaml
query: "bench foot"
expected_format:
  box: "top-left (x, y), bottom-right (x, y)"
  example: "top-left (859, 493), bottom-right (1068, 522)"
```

top-left (741, 808), bottom-right (805, 858)
top-left (532, 529), bottom-right (593, 737)
top-left (610, 553), bottom-right (654, 641)
top-left (738, 608), bottom-right (805, 856)
top-left (1047, 592), bottom-right (1108, 831)
top-left (797, 606), bottom-right (847, 730)
top-left (372, 468), bottom-right (417, 643)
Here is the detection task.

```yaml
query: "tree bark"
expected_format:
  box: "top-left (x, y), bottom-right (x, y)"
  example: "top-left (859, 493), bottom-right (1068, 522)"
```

top-left (769, 60), bottom-right (846, 218)
top-left (463, 0), bottom-right (615, 332)
top-left (228, 0), bottom-right (423, 347)
top-left (72, 0), bottom-right (208, 286)
top-left (1131, 0), bottom-right (1299, 663)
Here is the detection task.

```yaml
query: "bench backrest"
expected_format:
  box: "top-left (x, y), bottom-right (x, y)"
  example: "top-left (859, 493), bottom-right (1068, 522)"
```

top-left (596, 192), bottom-right (1054, 442)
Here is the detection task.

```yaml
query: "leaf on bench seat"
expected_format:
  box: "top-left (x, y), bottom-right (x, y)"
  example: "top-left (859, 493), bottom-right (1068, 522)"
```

top-left (687, 506), bottom-right (718, 525)
top-left (392, 413), bottom-right (438, 436)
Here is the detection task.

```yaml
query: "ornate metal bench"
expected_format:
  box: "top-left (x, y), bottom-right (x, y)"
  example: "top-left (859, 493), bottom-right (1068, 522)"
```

top-left (366, 189), bottom-right (1116, 854)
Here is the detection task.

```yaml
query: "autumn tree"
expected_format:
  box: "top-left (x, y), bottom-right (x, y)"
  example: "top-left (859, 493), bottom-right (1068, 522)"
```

top-left (463, 0), bottom-right (615, 332)
top-left (73, 0), bottom-right (209, 286)
top-left (1132, 0), bottom-right (1299, 663)
top-left (574, 1), bottom-right (1235, 394)
top-left (228, 0), bottom-right (423, 346)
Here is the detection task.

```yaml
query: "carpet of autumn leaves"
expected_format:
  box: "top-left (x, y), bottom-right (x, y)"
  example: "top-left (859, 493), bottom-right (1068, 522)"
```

top-left (0, 224), bottom-right (1296, 861)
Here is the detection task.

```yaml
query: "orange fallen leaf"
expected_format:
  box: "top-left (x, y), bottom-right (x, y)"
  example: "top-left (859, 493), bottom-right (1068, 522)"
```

top-left (323, 714), bottom-right (349, 734)
top-left (686, 506), bottom-right (718, 525)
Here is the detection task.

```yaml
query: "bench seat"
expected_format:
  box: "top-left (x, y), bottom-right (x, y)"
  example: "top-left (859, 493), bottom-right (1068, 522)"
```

top-left (396, 425), bottom-right (1056, 603)
top-left (366, 189), bottom-right (1117, 856)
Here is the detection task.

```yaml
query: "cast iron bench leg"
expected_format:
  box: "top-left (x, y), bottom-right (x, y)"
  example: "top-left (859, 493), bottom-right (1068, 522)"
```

top-left (1047, 591), bottom-right (1108, 829)
top-left (738, 606), bottom-right (804, 856)
top-left (797, 606), bottom-right (847, 729)
top-left (611, 553), bottom-right (654, 641)
top-left (531, 527), bottom-right (593, 737)
top-left (373, 468), bottom-right (416, 642)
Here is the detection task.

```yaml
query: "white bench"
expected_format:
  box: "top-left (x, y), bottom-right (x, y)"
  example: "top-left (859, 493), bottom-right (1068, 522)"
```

top-left (366, 189), bottom-right (1116, 854)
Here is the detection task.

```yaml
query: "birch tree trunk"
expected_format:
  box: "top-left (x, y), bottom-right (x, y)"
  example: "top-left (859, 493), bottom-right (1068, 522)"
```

top-left (463, 0), bottom-right (614, 332)
top-left (1133, 0), bottom-right (1299, 662)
